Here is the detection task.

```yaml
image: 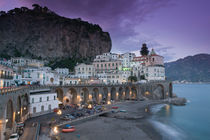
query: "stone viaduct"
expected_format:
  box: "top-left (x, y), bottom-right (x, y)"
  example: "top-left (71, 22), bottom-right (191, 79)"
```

top-left (0, 80), bottom-right (172, 140)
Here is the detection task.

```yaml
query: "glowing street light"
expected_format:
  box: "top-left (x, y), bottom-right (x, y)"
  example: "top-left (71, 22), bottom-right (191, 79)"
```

top-left (88, 104), bottom-right (92, 109)
top-left (5, 119), bottom-right (8, 123)
top-left (53, 126), bottom-right (59, 134)
top-left (57, 110), bottom-right (62, 115)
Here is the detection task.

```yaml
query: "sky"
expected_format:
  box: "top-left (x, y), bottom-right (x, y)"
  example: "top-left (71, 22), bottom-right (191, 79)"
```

top-left (0, 0), bottom-right (210, 62)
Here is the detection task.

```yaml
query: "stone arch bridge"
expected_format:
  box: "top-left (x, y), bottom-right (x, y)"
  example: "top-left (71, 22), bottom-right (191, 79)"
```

top-left (0, 81), bottom-right (172, 140)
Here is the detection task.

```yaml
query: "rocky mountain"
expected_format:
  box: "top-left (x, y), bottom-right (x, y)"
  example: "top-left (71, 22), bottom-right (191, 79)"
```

top-left (165, 54), bottom-right (210, 82)
top-left (0, 4), bottom-right (111, 60)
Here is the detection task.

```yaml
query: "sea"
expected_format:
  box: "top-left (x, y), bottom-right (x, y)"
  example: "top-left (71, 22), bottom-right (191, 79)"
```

top-left (149, 84), bottom-right (210, 140)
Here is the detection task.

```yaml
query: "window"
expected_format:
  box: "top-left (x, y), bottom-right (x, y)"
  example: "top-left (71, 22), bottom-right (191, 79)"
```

top-left (39, 97), bottom-right (42, 102)
top-left (153, 58), bottom-right (155, 62)
top-left (32, 98), bottom-right (34, 103)
top-left (112, 63), bottom-right (114, 66)
top-left (41, 106), bottom-right (44, 111)
top-left (33, 107), bottom-right (36, 113)
top-left (48, 105), bottom-right (51, 110)
top-left (54, 96), bottom-right (56, 100)
top-left (47, 96), bottom-right (49, 101)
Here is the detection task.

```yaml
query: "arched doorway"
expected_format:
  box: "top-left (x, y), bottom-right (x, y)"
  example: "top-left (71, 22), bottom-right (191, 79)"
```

top-left (15, 96), bottom-right (21, 122)
top-left (144, 91), bottom-right (151, 98)
top-left (131, 87), bottom-right (137, 99)
top-left (169, 83), bottom-right (173, 97)
top-left (55, 88), bottom-right (64, 102)
top-left (118, 87), bottom-right (124, 100)
top-left (153, 84), bottom-right (165, 99)
top-left (111, 87), bottom-right (116, 101)
top-left (125, 87), bottom-right (130, 100)
top-left (22, 94), bottom-right (29, 117)
top-left (5, 100), bottom-right (14, 129)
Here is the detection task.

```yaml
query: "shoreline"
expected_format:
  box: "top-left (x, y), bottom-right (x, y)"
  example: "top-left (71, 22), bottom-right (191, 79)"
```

top-left (54, 100), bottom-right (166, 140)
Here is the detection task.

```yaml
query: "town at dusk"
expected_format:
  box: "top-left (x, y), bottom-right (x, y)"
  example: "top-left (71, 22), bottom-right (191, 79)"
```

top-left (0, 0), bottom-right (209, 140)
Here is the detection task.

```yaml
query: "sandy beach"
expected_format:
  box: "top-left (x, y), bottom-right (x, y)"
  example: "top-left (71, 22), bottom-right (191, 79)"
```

top-left (57, 100), bottom-right (164, 140)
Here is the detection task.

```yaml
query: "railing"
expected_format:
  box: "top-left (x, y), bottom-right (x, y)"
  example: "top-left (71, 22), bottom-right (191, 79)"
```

top-left (0, 74), bottom-right (13, 79)
top-left (0, 80), bottom-right (170, 95)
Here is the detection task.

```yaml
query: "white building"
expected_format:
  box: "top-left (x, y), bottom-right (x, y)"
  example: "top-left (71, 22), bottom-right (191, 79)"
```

top-left (75, 63), bottom-right (95, 79)
top-left (93, 53), bottom-right (119, 62)
top-left (120, 52), bottom-right (136, 68)
top-left (55, 68), bottom-right (69, 75)
top-left (64, 77), bottom-right (80, 85)
top-left (97, 72), bottom-right (124, 84)
top-left (145, 66), bottom-right (165, 81)
top-left (11, 57), bottom-right (45, 67)
top-left (29, 89), bottom-right (59, 117)
top-left (0, 64), bottom-right (14, 88)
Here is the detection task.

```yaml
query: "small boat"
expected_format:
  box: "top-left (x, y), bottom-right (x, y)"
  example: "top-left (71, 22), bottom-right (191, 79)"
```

top-left (65, 124), bottom-right (75, 128)
top-left (62, 128), bottom-right (76, 133)
top-left (120, 110), bottom-right (127, 112)
top-left (112, 106), bottom-right (118, 109)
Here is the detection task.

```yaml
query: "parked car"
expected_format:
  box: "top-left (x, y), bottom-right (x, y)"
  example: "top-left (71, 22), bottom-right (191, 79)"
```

top-left (66, 114), bottom-right (75, 119)
top-left (9, 133), bottom-right (19, 140)
top-left (60, 116), bottom-right (70, 121)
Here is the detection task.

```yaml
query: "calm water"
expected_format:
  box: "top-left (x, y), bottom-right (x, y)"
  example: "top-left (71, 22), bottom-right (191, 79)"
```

top-left (149, 84), bottom-right (210, 140)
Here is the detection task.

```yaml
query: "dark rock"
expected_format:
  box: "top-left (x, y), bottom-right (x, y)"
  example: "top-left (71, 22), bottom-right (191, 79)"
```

top-left (0, 5), bottom-right (111, 60)
top-left (167, 97), bottom-right (187, 106)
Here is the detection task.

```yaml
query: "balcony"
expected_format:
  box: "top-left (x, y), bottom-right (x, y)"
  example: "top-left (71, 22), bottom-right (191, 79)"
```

top-left (0, 74), bottom-right (13, 79)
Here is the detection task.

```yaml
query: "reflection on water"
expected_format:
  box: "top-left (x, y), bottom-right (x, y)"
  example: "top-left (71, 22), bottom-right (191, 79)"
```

top-left (165, 104), bottom-right (170, 116)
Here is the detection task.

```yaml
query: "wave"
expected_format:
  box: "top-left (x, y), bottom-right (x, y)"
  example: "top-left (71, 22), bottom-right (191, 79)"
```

top-left (149, 120), bottom-right (187, 140)
top-left (150, 104), bottom-right (167, 114)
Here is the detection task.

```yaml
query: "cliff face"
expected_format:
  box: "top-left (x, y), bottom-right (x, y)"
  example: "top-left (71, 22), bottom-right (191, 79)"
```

top-left (0, 5), bottom-right (111, 60)
top-left (165, 54), bottom-right (210, 82)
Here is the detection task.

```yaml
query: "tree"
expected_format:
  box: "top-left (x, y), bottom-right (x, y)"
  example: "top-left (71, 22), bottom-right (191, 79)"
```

top-left (140, 75), bottom-right (145, 80)
top-left (128, 76), bottom-right (137, 82)
top-left (140, 43), bottom-right (149, 56)
top-left (32, 4), bottom-right (42, 11)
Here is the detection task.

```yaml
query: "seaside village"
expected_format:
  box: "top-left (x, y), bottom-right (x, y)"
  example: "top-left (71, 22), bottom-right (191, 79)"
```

top-left (0, 44), bottom-right (165, 118)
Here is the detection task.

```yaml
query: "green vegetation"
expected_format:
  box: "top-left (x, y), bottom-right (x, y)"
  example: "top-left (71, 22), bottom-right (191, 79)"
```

top-left (46, 57), bottom-right (92, 72)
top-left (140, 43), bottom-right (149, 56)
top-left (128, 76), bottom-right (138, 82)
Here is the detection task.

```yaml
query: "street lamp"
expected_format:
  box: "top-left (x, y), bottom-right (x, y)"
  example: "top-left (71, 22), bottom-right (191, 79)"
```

top-left (57, 110), bottom-right (62, 115)
top-left (53, 126), bottom-right (59, 134)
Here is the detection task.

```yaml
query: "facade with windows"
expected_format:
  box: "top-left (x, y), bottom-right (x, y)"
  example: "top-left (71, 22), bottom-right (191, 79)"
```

top-left (64, 77), bottom-right (80, 85)
top-left (55, 68), bottom-right (69, 75)
top-left (97, 72), bottom-right (124, 84)
top-left (29, 91), bottom-right (59, 117)
top-left (75, 63), bottom-right (95, 79)
top-left (93, 61), bottom-right (122, 74)
top-left (0, 64), bottom-right (14, 88)
top-left (144, 66), bottom-right (165, 81)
